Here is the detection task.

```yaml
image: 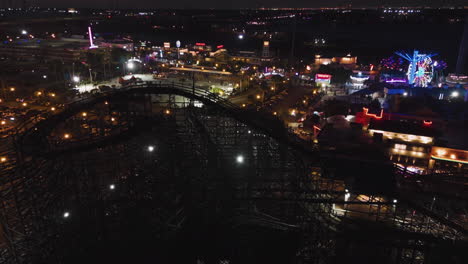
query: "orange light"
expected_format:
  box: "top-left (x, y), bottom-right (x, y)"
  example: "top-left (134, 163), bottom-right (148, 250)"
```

top-left (111, 117), bottom-right (116, 122)
top-left (273, 112), bottom-right (277, 115)
top-left (63, 133), bottom-right (71, 139)
top-left (0, 157), bottom-right (7, 163)
top-left (1, 121), bottom-right (5, 125)
top-left (50, 107), bottom-right (56, 111)
top-left (423, 120), bottom-right (432, 125)
top-left (22, 102), bottom-right (27, 107)
top-left (165, 109), bottom-right (170, 115)
top-left (9, 87), bottom-right (15, 92)
top-left (242, 104), bottom-right (246, 107)
top-left (50, 93), bottom-right (56, 97)
top-left (82, 112), bottom-right (87, 117)
top-left (363, 107), bottom-right (383, 119)
top-left (104, 101), bottom-right (109, 105)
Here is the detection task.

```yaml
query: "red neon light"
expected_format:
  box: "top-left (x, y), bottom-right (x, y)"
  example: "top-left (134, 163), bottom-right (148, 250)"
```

top-left (195, 43), bottom-right (206, 46)
top-left (423, 120), bottom-right (432, 125)
top-left (313, 125), bottom-right (321, 131)
top-left (316, 74), bottom-right (331, 79)
top-left (217, 45), bottom-right (224, 49)
top-left (363, 107), bottom-right (383, 119)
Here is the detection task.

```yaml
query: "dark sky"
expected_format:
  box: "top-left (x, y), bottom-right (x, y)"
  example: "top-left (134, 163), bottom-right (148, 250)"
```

top-left (28, 0), bottom-right (468, 9)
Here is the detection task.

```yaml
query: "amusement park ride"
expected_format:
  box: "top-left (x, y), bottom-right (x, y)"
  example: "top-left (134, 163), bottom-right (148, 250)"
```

top-left (395, 50), bottom-right (437, 87)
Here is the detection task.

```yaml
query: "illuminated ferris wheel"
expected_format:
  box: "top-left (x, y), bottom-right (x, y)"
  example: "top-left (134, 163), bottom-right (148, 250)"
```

top-left (396, 50), bottom-right (437, 88)
top-left (408, 56), bottom-right (434, 87)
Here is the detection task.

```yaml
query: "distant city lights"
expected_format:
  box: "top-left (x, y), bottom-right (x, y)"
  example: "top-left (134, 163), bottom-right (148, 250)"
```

top-left (147, 145), bottom-right (155, 152)
top-left (236, 155), bottom-right (244, 163)
top-left (238, 34), bottom-right (244, 40)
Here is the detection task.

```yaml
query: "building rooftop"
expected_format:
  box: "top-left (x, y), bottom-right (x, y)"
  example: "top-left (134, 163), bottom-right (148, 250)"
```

top-left (368, 119), bottom-right (440, 138)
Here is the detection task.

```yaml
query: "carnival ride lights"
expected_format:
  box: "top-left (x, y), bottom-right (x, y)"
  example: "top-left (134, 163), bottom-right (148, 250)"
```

top-left (395, 50), bottom-right (436, 87)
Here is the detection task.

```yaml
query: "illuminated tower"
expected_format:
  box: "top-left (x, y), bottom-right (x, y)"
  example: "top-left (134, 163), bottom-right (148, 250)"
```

top-left (456, 15), bottom-right (468, 74)
top-left (88, 26), bottom-right (98, 49)
top-left (262, 41), bottom-right (270, 58)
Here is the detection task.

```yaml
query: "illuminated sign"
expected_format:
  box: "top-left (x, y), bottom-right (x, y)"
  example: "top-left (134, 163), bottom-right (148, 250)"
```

top-left (315, 74), bottom-right (332, 84)
top-left (163, 42), bottom-right (170, 48)
top-left (195, 43), bottom-right (206, 46)
top-left (263, 41), bottom-right (269, 47)
top-left (217, 45), bottom-right (224, 49)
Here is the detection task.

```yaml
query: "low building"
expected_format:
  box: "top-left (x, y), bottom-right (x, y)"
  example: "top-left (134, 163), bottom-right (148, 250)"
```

top-left (368, 118), bottom-right (438, 173)
top-left (230, 51), bottom-right (272, 65)
top-left (429, 146), bottom-right (468, 173)
top-left (0, 39), bottom-right (87, 62)
top-left (314, 54), bottom-right (357, 69)
top-left (99, 39), bottom-right (134, 52)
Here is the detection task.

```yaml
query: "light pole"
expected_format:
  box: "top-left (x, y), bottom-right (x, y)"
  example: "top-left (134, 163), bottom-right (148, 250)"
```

top-left (89, 68), bottom-right (93, 83)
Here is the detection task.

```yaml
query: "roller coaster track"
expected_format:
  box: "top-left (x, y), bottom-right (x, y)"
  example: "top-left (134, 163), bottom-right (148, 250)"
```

top-left (14, 82), bottom-right (319, 159)
top-left (0, 82), bottom-right (466, 263)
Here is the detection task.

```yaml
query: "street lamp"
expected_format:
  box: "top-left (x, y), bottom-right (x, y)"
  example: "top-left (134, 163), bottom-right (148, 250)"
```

top-left (21, 30), bottom-right (27, 35)
top-left (147, 145), bottom-right (155, 152)
top-left (238, 34), bottom-right (244, 40)
top-left (109, 184), bottom-right (115, 190)
top-left (236, 155), bottom-right (244, 164)
top-left (451, 91), bottom-right (459, 98)
top-left (127, 62), bottom-right (135, 70)
top-left (63, 211), bottom-right (70, 218)
top-left (73, 76), bottom-right (80, 83)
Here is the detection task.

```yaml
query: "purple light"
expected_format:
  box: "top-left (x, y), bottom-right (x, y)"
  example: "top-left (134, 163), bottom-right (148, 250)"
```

top-left (386, 78), bottom-right (407, 83)
top-left (88, 26), bottom-right (97, 49)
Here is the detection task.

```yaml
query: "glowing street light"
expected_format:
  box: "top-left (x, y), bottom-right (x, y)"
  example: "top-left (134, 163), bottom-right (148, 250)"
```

top-left (9, 87), bottom-right (15, 92)
top-left (1, 121), bottom-right (6, 125)
top-left (403, 92), bottom-right (408, 97)
top-left (73, 76), bottom-right (80, 83)
top-left (50, 107), bottom-right (56, 111)
top-left (0, 157), bottom-right (7, 163)
top-left (63, 211), bottom-right (70, 218)
top-left (164, 109), bottom-right (171, 115)
top-left (236, 155), bottom-right (244, 164)
top-left (127, 62), bottom-right (135, 70)
top-left (22, 102), bottom-right (27, 107)
top-left (393, 199), bottom-right (398, 204)
top-left (43, 75), bottom-right (47, 79)
top-left (109, 184), bottom-right (115, 190)
top-left (238, 34), bottom-right (244, 40)
top-left (63, 133), bottom-right (71, 139)
top-left (451, 91), bottom-right (459, 98)
top-left (81, 112), bottom-right (87, 117)
top-left (21, 30), bottom-right (27, 35)
top-left (147, 145), bottom-right (155, 152)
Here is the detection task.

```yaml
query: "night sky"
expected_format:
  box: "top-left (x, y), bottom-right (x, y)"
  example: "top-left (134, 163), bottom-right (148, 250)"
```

top-left (23, 0), bottom-right (468, 9)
